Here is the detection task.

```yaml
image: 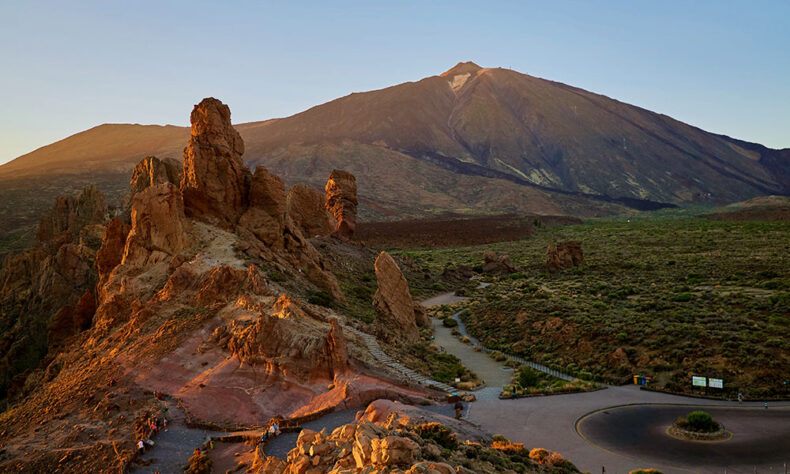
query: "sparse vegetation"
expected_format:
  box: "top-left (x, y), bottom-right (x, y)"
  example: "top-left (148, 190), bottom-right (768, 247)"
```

top-left (394, 218), bottom-right (790, 397)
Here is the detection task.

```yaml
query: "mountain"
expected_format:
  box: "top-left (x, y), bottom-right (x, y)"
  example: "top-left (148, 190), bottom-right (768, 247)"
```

top-left (2, 62), bottom-right (788, 255)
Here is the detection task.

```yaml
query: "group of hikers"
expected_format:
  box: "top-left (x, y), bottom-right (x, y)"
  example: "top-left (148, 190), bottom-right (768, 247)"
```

top-left (137, 392), bottom-right (169, 455)
top-left (261, 421), bottom-right (281, 443)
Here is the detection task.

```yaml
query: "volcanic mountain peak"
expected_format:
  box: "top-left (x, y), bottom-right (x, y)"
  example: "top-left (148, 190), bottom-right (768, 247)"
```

top-left (440, 60), bottom-right (482, 78)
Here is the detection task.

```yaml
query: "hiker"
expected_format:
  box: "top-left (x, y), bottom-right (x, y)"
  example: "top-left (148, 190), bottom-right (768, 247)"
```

top-left (162, 417), bottom-right (168, 431)
top-left (273, 421), bottom-right (280, 436)
top-left (269, 424), bottom-right (277, 438)
top-left (738, 391), bottom-right (744, 404)
top-left (156, 391), bottom-right (163, 400)
top-left (150, 421), bottom-right (158, 434)
top-left (454, 400), bottom-right (463, 419)
top-left (137, 439), bottom-right (145, 455)
top-left (193, 448), bottom-right (201, 456)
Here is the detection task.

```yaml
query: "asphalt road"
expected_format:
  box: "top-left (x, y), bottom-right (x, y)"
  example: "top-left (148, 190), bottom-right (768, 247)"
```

top-left (578, 404), bottom-right (790, 473)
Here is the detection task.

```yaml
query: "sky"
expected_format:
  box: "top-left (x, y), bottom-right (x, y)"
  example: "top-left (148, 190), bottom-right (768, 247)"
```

top-left (1, 0), bottom-right (788, 165)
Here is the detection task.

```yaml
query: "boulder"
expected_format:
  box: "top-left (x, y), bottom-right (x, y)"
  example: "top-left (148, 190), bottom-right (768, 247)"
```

top-left (482, 251), bottom-right (517, 274)
top-left (286, 183), bottom-right (335, 238)
top-left (545, 241), bottom-right (585, 271)
top-left (373, 251), bottom-right (419, 343)
top-left (181, 97), bottom-right (249, 227)
top-left (325, 169), bottom-right (358, 240)
top-left (122, 183), bottom-right (192, 268)
top-left (370, 435), bottom-right (419, 466)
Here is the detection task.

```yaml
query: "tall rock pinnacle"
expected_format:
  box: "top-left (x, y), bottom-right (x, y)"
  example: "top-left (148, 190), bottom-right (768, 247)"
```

top-left (181, 97), bottom-right (250, 227)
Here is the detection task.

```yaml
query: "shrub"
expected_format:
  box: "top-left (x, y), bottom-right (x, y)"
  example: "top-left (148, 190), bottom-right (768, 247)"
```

top-left (307, 290), bottom-right (332, 307)
top-left (442, 317), bottom-right (458, 328)
top-left (416, 422), bottom-right (458, 450)
top-left (187, 453), bottom-right (212, 474)
top-left (685, 410), bottom-right (715, 432)
top-left (269, 271), bottom-right (286, 282)
top-left (528, 448), bottom-right (550, 464)
top-left (517, 366), bottom-right (539, 388)
top-left (672, 293), bottom-right (692, 302)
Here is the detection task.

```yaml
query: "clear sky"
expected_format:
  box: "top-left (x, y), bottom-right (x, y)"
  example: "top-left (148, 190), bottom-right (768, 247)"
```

top-left (1, 1), bottom-right (788, 165)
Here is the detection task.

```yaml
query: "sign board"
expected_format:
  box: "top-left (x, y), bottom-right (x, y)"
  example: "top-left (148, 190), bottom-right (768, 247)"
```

top-left (692, 376), bottom-right (707, 387)
top-left (709, 378), bottom-right (723, 389)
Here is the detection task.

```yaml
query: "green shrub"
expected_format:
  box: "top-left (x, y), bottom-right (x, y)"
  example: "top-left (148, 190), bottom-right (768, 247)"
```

top-left (269, 271), bottom-right (287, 282)
top-left (672, 292), bottom-right (692, 302)
top-left (678, 410), bottom-right (716, 432)
top-left (442, 317), bottom-right (458, 328)
top-left (307, 290), bottom-right (332, 307)
top-left (517, 366), bottom-right (539, 388)
top-left (417, 423), bottom-right (458, 450)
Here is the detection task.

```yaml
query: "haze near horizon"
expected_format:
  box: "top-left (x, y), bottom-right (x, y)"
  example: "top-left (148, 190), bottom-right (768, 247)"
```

top-left (1, 1), bottom-right (789, 166)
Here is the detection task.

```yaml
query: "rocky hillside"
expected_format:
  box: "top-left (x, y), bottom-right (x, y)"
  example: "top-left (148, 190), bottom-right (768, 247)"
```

top-left (5, 62), bottom-right (788, 256)
top-left (0, 98), bottom-right (457, 472)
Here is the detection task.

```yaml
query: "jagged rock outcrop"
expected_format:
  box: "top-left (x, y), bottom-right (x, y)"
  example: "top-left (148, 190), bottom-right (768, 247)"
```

top-left (286, 183), bottom-right (336, 238)
top-left (35, 185), bottom-right (107, 243)
top-left (95, 218), bottom-right (130, 283)
top-left (545, 241), bottom-right (585, 271)
top-left (238, 166), bottom-right (287, 247)
top-left (482, 251), bottom-right (518, 274)
top-left (181, 97), bottom-right (249, 227)
top-left (121, 183), bottom-right (192, 268)
top-left (0, 188), bottom-right (104, 402)
top-left (213, 297), bottom-right (349, 381)
top-left (129, 156), bottom-right (182, 195)
top-left (325, 169), bottom-right (358, 240)
top-left (373, 252), bottom-right (419, 342)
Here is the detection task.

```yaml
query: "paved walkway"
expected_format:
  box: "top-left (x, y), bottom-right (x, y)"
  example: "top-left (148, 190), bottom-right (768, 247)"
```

top-left (133, 400), bottom-right (218, 474)
top-left (430, 311), bottom-right (513, 388)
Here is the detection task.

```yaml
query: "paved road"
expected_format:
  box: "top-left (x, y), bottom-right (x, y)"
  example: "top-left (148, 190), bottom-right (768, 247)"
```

top-left (578, 404), bottom-right (790, 473)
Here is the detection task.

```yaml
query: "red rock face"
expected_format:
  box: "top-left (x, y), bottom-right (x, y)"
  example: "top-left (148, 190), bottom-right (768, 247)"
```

top-left (238, 166), bottom-right (287, 248)
top-left (545, 241), bottom-right (585, 271)
top-left (286, 183), bottom-right (336, 238)
top-left (181, 97), bottom-right (249, 227)
top-left (122, 183), bottom-right (192, 268)
top-left (95, 217), bottom-right (130, 282)
top-left (129, 156), bottom-right (182, 195)
top-left (373, 251), bottom-right (419, 343)
top-left (325, 169), bottom-right (358, 240)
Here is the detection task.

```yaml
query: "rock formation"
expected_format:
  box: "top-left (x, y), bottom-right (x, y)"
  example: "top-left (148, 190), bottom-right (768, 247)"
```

top-left (482, 251), bottom-right (518, 274)
top-left (122, 183), bottom-right (192, 268)
top-left (129, 156), bottom-right (182, 195)
top-left (238, 166), bottom-right (287, 248)
top-left (0, 187), bottom-right (105, 402)
top-left (545, 241), bottom-right (585, 271)
top-left (251, 399), bottom-right (573, 473)
top-left (35, 185), bottom-right (107, 243)
top-left (325, 169), bottom-right (358, 240)
top-left (373, 251), bottom-right (419, 342)
top-left (286, 183), bottom-right (336, 238)
top-left (181, 97), bottom-right (249, 227)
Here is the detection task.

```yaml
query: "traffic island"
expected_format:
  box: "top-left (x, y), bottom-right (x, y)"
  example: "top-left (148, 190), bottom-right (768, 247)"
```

top-left (666, 410), bottom-right (731, 442)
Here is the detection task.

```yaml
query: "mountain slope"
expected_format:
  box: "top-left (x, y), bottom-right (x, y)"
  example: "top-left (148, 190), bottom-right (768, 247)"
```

top-left (1, 62), bottom-right (788, 256)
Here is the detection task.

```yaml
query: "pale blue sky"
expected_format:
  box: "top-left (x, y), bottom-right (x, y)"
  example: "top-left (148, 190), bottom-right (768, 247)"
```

top-left (1, 1), bottom-right (788, 165)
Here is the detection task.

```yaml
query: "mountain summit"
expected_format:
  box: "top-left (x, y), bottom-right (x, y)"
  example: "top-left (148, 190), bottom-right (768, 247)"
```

top-left (440, 61), bottom-right (483, 77)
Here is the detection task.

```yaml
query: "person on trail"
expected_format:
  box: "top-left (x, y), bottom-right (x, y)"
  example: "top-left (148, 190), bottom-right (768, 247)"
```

top-left (137, 439), bottom-right (145, 455)
top-left (163, 417), bottom-right (168, 431)
top-left (150, 421), bottom-right (158, 434)
top-left (269, 424), bottom-right (277, 438)
top-left (454, 401), bottom-right (463, 419)
top-left (273, 422), bottom-right (280, 435)
top-left (738, 391), bottom-right (744, 405)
